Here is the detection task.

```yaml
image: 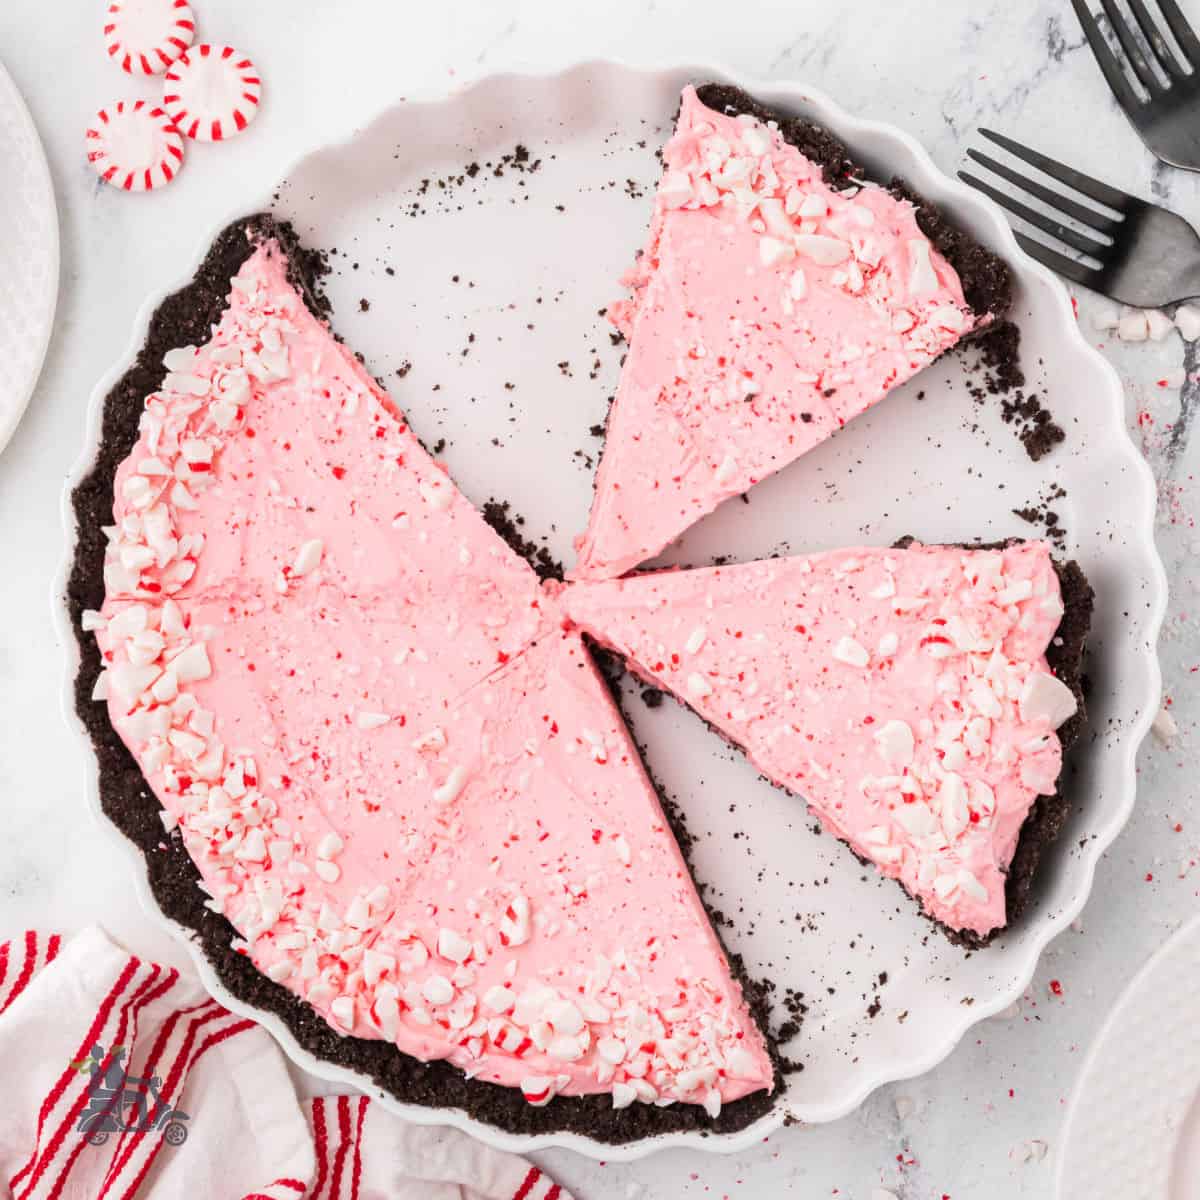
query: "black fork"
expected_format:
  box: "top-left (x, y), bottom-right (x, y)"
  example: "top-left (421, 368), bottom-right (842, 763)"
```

top-left (1072, 0), bottom-right (1200, 169)
top-left (960, 128), bottom-right (1200, 306)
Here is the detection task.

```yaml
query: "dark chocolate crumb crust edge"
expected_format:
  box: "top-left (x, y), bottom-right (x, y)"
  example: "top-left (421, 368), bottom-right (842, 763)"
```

top-left (694, 83), bottom-right (1014, 323)
top-left (67, 214), bottom-right (781, 1143)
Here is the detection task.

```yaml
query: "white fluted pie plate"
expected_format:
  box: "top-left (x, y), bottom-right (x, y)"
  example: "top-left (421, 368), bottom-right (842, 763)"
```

top-left (1058, 914), bottom-right (1200, 1200)
top-left (56, 62), bottom-right (1166, 1160)
top-left (0, 56), bottom-right (58, 454)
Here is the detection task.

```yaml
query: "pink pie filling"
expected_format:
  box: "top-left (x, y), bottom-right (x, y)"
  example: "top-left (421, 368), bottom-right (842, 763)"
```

top-left (573, 86), bottom-right (984, 581)
top-left (559, 544), bottom-right (1077, 938)
top-left (90, 240), bottom-right (773, 1113)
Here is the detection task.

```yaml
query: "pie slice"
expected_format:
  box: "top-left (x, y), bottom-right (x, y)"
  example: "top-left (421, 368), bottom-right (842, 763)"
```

top-left (561, 542), bottom-right (1091, 942)
top-left (572, 84), bottom-right (1012, 581)
top-left (72, 218), bottom-right (773, 1132)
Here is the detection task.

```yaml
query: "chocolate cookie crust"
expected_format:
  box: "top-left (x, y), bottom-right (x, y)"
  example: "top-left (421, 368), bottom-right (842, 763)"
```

top-left (67, 215), bottom-right (779, 1143)
top-left (694, 82), bottom-right (1014, 321)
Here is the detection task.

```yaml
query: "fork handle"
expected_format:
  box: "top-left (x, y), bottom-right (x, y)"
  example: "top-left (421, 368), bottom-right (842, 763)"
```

top-left (1167, 252), bottom-right (1200, 304)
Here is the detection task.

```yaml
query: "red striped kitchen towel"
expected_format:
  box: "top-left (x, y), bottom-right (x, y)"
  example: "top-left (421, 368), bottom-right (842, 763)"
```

top-left (0, 928), bottom-right (574, 1200)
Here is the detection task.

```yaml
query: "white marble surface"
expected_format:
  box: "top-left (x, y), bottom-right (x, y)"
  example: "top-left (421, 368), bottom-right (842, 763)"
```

top-left (0, 2), bottom-right (1196, 1196)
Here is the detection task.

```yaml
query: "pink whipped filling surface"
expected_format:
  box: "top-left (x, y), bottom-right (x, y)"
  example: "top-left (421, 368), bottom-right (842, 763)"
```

top-left (573, 86), bottom-right (982, 581)
top-left (91, 239), bottom-right (773, 1114)
top-left (560, 544), bottom-right (1077, 938)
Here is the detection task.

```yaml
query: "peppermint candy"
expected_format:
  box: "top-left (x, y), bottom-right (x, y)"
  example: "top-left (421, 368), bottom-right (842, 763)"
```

top-left (163, 45), bottom-right (262, 142)
top-left (86, 100), bottom-right (185, 192)
top-left (104, 0), bottom-right (195, 76)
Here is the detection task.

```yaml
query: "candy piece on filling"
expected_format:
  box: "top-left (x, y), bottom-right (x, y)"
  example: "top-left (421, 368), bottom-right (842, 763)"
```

top-left (85, 99), bottom-right (185, 191)
top-left (163, 45), bottom-right (262, 142)
top-left (104, 0), bottom-right (195, 76)
top-left (88, 235), bottom-right (772, 1111)
top-left (572, 85), bottom-right (991, 581)
top-left (560, 543), bottom-right (1078, 939)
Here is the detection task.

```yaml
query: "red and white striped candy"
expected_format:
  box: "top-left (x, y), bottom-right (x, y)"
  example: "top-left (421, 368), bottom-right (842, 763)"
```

top-left (86, 99), bottom-right (185, 192)
top-left (163, 45), bottom-right (262, 142)
top-left (104, 0), bottom-right (195, 76)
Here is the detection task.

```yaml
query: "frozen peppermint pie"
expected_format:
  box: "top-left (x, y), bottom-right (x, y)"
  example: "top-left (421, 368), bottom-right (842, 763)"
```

top-left (69, 217), bottom-right (776, 1139)
top-left (573, 84), bottom-right (1012, 581)
top-left (561, 542), bottom-right (1091, 943)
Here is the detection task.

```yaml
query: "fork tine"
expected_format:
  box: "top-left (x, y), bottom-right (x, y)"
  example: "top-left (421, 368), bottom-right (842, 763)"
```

top-left (1098, 0), bottom-right (1166, 92)
top-left (1155, 0), bottom-right (1200, 67)
top-left (1071, 0), bottom-right (1149, 113)
top-left (978, 129), bottom-right (1134, 212)
top-left (964, 149), bottom-right (1123, 238)
top-left (958, 168), bottom-right (1114, 258)
top-left (1011, 232), bottom-right (1103, 290)
top-left (1125, 0), bottom-right (1188, 76)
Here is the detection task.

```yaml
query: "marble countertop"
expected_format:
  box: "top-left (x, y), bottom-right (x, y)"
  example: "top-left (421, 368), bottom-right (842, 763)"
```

top-left (1, 2), bottom-right (1195, 1196)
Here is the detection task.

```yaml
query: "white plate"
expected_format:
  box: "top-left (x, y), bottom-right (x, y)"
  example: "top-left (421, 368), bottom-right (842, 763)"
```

top-left (1058, 914), bottom-right (1200, 1200)
top-left (56, 62), bottom-right (1167, 1160)
top-left (0, 56), bottom-right (58, 452)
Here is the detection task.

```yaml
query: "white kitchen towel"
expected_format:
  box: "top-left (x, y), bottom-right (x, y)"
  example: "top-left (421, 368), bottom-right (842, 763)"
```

top-left (0, 927), bottom-right (574, 1200)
